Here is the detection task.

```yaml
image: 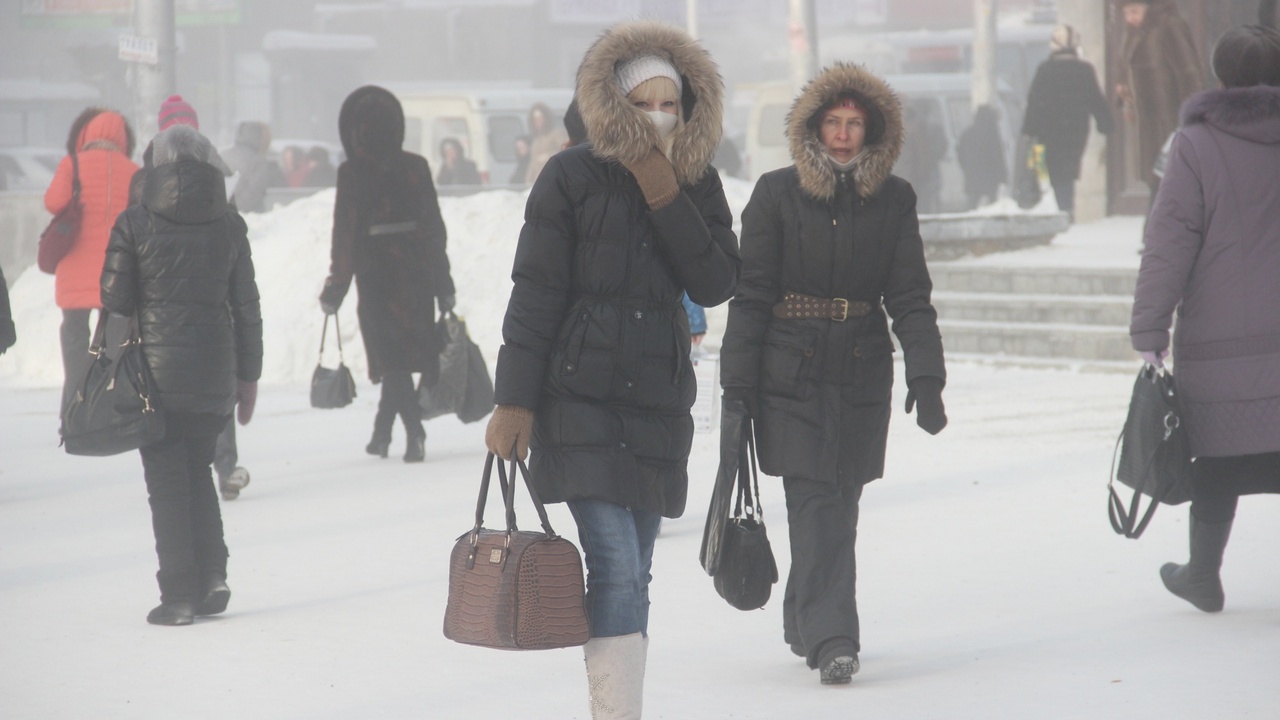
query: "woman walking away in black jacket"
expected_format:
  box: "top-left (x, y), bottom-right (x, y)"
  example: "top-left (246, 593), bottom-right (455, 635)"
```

top-left (484, 20), bottom-right (739, 717)
top-left (101, 125), bottom-right (263, 626)
top-left (320, 86), bottom-right (457, 463)
top-left (720, 62), bottom-right (947, 685)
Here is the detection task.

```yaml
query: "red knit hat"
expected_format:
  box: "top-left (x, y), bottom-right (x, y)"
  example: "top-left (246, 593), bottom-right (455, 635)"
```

top-left (158, 94), bottom-right (199, 131)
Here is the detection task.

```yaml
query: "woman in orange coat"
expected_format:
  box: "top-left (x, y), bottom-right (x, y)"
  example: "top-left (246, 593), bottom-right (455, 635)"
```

top-left (44, 108), bottom-right (138, 412)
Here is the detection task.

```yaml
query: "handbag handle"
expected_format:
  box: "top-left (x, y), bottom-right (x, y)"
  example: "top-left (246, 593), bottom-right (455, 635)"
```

top-left (70, 152), bottom-right (82, 201)
top-left (732, 418), bottom-right (764, 522)
top-left (318, 313), bottom-right (345, 363)
top-left (1107, 367), bottom-right (1181, 539)
top-left (465, 453), bottom-right (559, 569)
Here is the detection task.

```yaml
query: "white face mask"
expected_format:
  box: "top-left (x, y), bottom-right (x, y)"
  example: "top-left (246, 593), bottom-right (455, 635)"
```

top-left (647, 110), bottom-right (678, 139)
top-left (826, 153), bottom-right (859, 173)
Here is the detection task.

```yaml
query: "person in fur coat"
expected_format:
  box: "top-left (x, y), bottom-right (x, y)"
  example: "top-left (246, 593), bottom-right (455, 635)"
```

top-left (1116, 0), bottom-right (1204, 192)
top-left (1130, 25), bottom-right (1280, 614)
top-left (720, 62), bottom-right (947, 685)
top-left (320, 86), bottom-right (456, 463)
top-left (484, 21), bottom-right (740, 717)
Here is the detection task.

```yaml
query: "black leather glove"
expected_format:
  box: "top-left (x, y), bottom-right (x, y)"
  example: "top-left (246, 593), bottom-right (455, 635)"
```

top-left (905, 376), bottom-right (947, 435)
top-left (438, 294), bottom-right (456, 314)
top-left (723, 387), bottom-right (760, 420)
top-left (320, 300), bottom-right (338, 316)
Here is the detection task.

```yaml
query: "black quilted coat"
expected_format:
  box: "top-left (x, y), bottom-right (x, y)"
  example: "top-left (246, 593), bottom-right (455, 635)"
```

top-left (720, 63), bottom-right (945, 485)
top-left (101, 159), bottom-right (263, 416)
top-left (493, 22), bottom-right (741, 518)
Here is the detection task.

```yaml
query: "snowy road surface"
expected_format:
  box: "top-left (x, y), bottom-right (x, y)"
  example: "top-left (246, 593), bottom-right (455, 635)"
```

top-left (3, 363), bottom-right (1277, 719)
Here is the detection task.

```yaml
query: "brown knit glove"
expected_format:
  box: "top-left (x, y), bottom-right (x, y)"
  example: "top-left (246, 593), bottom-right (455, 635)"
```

top-left (624, 149), bottom-right (680, 210)
top-left (485, 405), bottom-right (534, 461)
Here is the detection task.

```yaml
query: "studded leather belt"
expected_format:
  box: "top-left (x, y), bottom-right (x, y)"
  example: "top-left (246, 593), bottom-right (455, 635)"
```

top-left (772, 292), bottom-right (873, 322)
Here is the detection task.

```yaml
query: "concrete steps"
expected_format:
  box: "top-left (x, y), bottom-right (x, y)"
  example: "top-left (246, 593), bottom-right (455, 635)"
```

top-left (929, 264), bottom-right (1138, 368)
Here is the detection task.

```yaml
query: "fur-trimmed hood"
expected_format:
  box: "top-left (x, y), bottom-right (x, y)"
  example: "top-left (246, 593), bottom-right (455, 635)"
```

top-left (1181, 84), bottom-right (1280, 144)
top-left (575, 21), bottom-right (723, 186)
top-left (786, 62), bottom-right (904, 201)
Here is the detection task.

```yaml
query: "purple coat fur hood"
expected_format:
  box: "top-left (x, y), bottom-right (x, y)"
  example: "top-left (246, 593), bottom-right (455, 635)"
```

top-left (1130, 84), bottom-right (1280, 458)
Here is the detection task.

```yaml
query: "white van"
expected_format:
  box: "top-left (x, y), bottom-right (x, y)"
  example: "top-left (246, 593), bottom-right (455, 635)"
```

top-left (382, 84), bottom-right (574, 190)
top-left (743, 73), bottom-right (1023, 213)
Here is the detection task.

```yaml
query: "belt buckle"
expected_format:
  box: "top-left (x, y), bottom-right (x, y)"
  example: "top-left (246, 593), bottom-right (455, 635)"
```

top-left (832, 298), bottom-right (849, 322)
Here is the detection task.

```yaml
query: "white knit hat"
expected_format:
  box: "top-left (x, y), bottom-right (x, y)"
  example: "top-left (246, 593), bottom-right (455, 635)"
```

top-left (615, 55), bottom-right (683, 97)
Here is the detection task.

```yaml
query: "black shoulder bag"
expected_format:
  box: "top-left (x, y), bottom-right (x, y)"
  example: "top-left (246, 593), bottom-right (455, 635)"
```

top-left (708, 414), bottom-right (779, 611)
top-left (1108, 364), bottom-right (1194, 538)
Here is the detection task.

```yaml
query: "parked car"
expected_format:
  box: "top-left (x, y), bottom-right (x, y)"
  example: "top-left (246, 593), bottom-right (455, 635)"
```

top-left (0, 146), bottom-right (61, 192)
top-left (743, 73), bottom-right (1023, 213)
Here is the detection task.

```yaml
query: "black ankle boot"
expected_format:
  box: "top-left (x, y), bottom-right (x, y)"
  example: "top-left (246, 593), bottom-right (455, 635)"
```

top-left (366, 438), bottom-right (390, 458)
top-left (404, 432), bottom-right (425, 463)
top-left (196, 575), bottom-right (231, 616)
top-left (1161, 516), bottom-right (1232, 612)
top-left (147, 601), bottom-right (195, 626)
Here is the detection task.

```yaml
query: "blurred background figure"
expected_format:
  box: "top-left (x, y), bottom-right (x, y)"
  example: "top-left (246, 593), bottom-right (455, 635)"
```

top-left (0, 265), bottom-right (13, 356)
top-left (282, 145), bottom-right (310, 188)
top-left (524, 101), bottom-right (568, 183)
top-left (898, 102), bottom-right (948, 214)
top-left (435, 137), bottom-right (482, 187)
top-left (682, 293), bottom-right (706, 355)
top-left (1116, 0), bottom-right (1204, 199)
top-left (1020, 24), bottom-right (1113, 221)
top-left (304, 145), bottom-right (337, 187)
top-left (44, 107), bottom-right (137, 415)
top-left (1129, 24), bottom-right (1280, 615)
top-left (956, 103), bottom-right (1007, 209)
top-left (320, 86), bottom-right (456, 463)
top-left (222, 121), bottom-right (286, 213)
top-left (101, 124), bottom-right (262, 626)
top-left (509, 134), bottom-right (531, 184)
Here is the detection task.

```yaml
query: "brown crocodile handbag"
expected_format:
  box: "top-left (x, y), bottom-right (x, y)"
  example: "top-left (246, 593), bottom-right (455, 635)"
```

top-left (443, 453), bottom-right (589, 650)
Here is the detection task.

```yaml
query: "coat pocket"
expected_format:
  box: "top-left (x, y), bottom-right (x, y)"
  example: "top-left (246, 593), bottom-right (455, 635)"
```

top-left (760, 324), bottom-right (818, 400)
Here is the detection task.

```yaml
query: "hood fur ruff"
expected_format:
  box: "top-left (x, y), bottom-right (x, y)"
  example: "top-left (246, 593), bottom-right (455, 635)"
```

top-left (576, 21), bottom-right (723, 186)
top-left (1180, 85), bottom-right (1280, 145)
top-left (787, 62), bottom-right (904, 200)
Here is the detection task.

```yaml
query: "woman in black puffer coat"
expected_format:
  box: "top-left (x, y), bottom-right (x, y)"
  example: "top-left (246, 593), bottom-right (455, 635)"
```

top-left (720, 62), bottom-right (947, 684)
top-left (101, 125), bottom-right (263, 626)
top-left (484, 20), bottom-right (739, 715)
top-left (320, 86), bottom-right (456, 463)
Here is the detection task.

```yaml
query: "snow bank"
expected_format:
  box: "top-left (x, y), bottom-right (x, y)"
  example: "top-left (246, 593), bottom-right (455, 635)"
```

top-left (0, 178), bottom-right (757, 389)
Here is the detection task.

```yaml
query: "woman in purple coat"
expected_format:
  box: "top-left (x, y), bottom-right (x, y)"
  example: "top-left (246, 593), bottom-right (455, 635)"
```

top-left (1129, 25), bottom-right (1280, 613)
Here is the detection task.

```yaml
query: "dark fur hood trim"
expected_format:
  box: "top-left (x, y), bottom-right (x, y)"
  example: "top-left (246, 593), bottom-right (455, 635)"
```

top-left (575, 20), bottom-right (723, 186)
top-left (786, 62), bottom-right (903, 200)
top-left (1181, 85), bottom-right (1280, 144)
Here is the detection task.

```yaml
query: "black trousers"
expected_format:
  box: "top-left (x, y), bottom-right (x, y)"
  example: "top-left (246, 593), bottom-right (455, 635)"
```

top-left (1049, 172), bottom-right (1076, 218)
top-left (782, 474), bottom-right (864, 667)
top-left (139, 413), bottom-right (230, 603)
top-left (59, 309), bottom-right (126, 416)
top-left (214, 415), bottom-right (237, 479)
top-left (372, 371), bottom-right (424, 442)
top-left (1190, 452), bottom-right (1280, 524)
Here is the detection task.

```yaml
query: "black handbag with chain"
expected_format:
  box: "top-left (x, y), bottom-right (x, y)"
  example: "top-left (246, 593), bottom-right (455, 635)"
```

top-left (311, 313), bottom-right (356, 409)
top-left (1108, 364), bottom-right (1194, 539)
top-left (61, 310), bottom-right (166, 456)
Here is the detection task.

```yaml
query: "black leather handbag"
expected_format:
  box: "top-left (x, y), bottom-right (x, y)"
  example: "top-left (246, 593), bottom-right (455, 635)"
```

top-left (1108, 364), bottom-right (1194, 539)
top-left (310, 313), bottom-right (356, 409)
top-left (705, 409), bottom-right (778, 611)
top-left (61, 311), bottom-right (165, 456)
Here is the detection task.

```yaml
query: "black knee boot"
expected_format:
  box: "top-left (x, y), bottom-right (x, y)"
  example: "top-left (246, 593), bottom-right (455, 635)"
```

top-left (1160, 516), bottom-right (1233, 612)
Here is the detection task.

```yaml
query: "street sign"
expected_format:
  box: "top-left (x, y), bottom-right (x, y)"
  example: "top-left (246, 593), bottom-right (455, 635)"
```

top-left (118, 33), bottom-right (159, 65)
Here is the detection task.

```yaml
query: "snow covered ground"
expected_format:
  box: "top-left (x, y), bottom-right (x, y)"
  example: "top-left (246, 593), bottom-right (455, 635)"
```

top-left (2, 186), bottom-right (1277, 718)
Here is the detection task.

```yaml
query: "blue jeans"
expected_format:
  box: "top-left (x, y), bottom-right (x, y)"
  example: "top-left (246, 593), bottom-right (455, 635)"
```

top-left (567, 499), bottom-right (662, 638)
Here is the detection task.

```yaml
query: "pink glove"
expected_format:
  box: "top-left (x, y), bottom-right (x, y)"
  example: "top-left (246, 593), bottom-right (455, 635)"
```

top-left (237, 380), bottom-right (258, 425)
top-left (1138, 350), bottom-right (1168, 369)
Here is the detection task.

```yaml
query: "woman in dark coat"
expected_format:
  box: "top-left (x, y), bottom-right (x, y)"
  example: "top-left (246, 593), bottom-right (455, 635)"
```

top-left (956, 103), bottom-right (1007, 209)
top-left (101, 125), bottom-right (263, 626)
top-left (435, 137), bottom-right (482, 187)
top-left (484, 21), bottom-right (739, 715)
top-left (1130, 25), bottom-right (1280, 614)
top-left (320, 86), bottom-right (456, 463)
top-left (720, 62), bottom-right (947, 684)
top-left (1021, 24), bottom-right (1114, 218)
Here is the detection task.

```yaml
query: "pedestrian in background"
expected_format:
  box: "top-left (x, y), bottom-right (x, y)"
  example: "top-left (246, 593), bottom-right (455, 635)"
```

top-left (898, 101), bottom-right (947, 213)
top-left (720, 61), bottom-right (947, 685)
top-left (320, 85), bottom-right (456, 463)
top-left (509, 134), bottom-right (531, 184)
top-left (44, 107), bottom-right (137, 415)
top-left (435, 137), bottom-right (482, 187)
top-left (101, 124), bottom-right (263, 626)
top-left (956, 103), bottom-right (1007, 209)
top-left (0, 264), bottom-right (14, 356)
top-left (1020, 24), bottom-right (1113, 220)
top-left (524, 101), bottom-right (568, 183)
top-left (1116, 0), bottom-right (1203, 198)
top-left (1130, 25), bottom-right (1280, 614)
top-left (485, 21), bottom-right (739, 716)
top-left (304, 146), bottom-right (337, 187)
top-left (222, 121), bottom-right (286, 213)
